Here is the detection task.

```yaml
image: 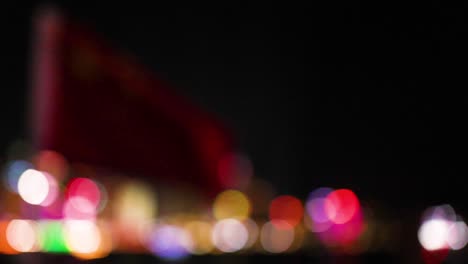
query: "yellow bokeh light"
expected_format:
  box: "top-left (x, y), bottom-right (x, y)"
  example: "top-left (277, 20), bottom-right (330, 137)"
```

top-left (113, 181), bottom-right (157, 223)
top-left (184, 221), bottom-right (214, 255)
top-left (213, 189), bottom-right (251, 220)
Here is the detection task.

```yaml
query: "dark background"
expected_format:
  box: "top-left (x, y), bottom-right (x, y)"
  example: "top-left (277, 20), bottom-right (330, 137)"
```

top-left (1, 2), bottom-right (467, 262)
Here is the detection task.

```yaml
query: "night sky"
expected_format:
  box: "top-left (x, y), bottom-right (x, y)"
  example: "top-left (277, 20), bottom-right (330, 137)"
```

top-left (2, 2), bottom-right (467, 215)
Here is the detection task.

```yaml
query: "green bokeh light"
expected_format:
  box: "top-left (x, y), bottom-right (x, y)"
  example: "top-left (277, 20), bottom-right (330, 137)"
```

top-left (38, 221), bottom-right (69, 253)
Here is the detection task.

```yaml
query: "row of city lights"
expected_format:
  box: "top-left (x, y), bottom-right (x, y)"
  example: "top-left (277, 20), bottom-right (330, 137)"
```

top-left (0, 150), bottom-right (366, 260)
top-left (1, 149), bottom-right (467, 262)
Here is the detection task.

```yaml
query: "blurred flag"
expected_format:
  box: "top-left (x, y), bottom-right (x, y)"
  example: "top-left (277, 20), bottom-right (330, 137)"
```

top-left (29, 7), bottom-right (234, 197)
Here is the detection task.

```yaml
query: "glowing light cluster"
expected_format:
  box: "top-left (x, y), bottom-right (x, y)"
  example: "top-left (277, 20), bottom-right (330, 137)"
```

top-left (418, 205), bottom-right (468, 251)
top-left (0, 219), bottom-right (109, 259)
top-left (304, 188), bottom-right (364, 248)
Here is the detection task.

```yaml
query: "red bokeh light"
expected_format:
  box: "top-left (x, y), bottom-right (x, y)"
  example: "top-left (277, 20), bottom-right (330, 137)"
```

top-left (65, 178), bottom-right (101, 216)
top-left (269, 195), bottom-right (303, 229)
top-left (325, 189), bottom-right (360, 224)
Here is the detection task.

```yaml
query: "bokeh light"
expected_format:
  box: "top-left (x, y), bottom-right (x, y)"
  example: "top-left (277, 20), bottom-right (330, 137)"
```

top-left (447, 221), bottom-right (468, 250)
top-left (305, 188), bottom-right (335, 233)
top-left (147, 224), bottom-right (193, 260)
top-left (184, 221), bottom-right (214, 255)
top-left (269, 195), bottom-right (303, 229)
top-left (6, 219), bottom-right (39, 252)
top-left (423, 204), bottom-right (456, 222)
top-left (64, 220), bottom-right (101, 255)
top-left (37, 220), bottom-right (69, 253)
top-left (0, 221), bottom-right (18, 254)
top-left (418, 219), bottom-right (450, 251)
top-left (260, 220), bottom-right (295, 253)
top-left (212, 218), bottom-right (248, 252)
top-left (114, 181), bottom-right (157, 223)
top-left (418, 205), bottom-right (467, 252)
top-left (17, 169), bottom-right (50, 205)
top-left (65, 178), bottom-right (101, 217)
top-left (213, 189), bottom-right (251, 220)
top-left (322, 213), bottom-right (365, 247)
top-left (63, 196), bottom-right (97, 219)
top-left (40, 172), bottom-right (59, 207)
top-left (243, 218), bottom-right (259, 249)
top-left (3, 160), bottom-right (33, 193)
top-left (325, 189), bottom-right (360, 224)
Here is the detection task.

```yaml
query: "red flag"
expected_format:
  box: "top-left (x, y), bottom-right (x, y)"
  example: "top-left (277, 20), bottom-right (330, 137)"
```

top-left (30, 8), bottom-right (235, 197)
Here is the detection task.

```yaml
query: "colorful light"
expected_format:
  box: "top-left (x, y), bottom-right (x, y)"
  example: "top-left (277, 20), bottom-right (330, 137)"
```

top-left (213, 189), bottom-right (251, 220)
top-left (305, 188), bottom-right (335, 233)
top-left (66, 178), bottom-right (101, 216)
top-left (418, 219), bottom-right (450, 251)
top-left (212, 218), bottom-right (248, 252)
top-left (260, 221), bottom-right (295, 253)
top-left (243, 218), bottom-right (259, 249)
top-left (37, 220), bottom-right (69, 253)
top-left (184, 221), bottom-right (214, 255)
top-left (447, 221), bottom-right (468, 250)
top-left (6, 219), bottom-right (39, 252)
top-left (325, 189), bottom-right (360, 224)
top-left (418, 205), bottom-right (467, 252)
top-left (0, 221), bottom-right (18, 254)
top-left (306, 188), bottom-right (334, 223)
top-left (40, 172), bottom-right (59, 206)
top-left (3, 160), bottom-right (33, 193)
top-left (17, 169), bottom-right (50, 205)
top-left (269, 195), bottom-right (303, 229)
top-left (66, 221), bottom-right (112, 260)
top-left (147, 224), bottom-right (193, 260)
top-left (63, 197), bottom-right (96, 219)
top-left (114, 181), bottom-right (157, 223)
top-left (64, 220), bottom-right (101, 255)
